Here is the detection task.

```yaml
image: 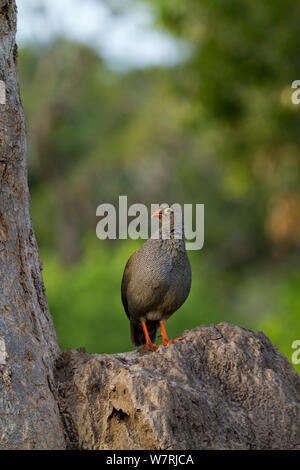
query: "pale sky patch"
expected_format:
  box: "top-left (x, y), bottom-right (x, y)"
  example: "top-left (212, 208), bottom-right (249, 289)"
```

top-left (16, 0), bottom-right (190, 70)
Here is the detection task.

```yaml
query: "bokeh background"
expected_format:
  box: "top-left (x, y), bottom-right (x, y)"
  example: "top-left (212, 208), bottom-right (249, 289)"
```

top-left (17, 0), bottom-right (300, 372)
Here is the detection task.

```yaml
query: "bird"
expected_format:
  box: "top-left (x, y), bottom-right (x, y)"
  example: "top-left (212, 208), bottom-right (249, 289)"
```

top-left (121, 206), bottom-right (192, 352)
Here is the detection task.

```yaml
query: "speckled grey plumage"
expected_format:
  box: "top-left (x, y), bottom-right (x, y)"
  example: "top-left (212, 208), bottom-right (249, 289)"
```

top-left (121, 208), bottom-right (192, 346)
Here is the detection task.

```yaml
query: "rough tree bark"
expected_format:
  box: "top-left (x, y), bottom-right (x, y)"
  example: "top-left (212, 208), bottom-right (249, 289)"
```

top-left (55, 323), bottom-right (300, 450)
top-left (0, 1), bottom-right (299, 451)
top-left (0, 0), bottom-right (65, 449)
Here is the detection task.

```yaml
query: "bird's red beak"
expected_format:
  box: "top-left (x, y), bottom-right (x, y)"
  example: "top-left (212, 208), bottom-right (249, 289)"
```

top-left (151, 209), bottom-right (163, 218)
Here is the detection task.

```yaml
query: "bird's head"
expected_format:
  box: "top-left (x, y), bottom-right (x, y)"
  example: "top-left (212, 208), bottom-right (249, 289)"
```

top-left (151, 206), bottom-right (174, 220)
top-left (151, 206), bottom-right (184, 240)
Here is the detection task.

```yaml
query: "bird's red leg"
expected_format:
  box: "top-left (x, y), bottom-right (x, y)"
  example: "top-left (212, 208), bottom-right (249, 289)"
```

top-left (138, 321), bottom-right (159, 352)
top-left (160, 321), bottom-right (183, 346)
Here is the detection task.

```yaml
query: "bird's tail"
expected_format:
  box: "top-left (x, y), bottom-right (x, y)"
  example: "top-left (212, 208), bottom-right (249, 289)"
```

top-left (130, 320), bottom-right (159, 347)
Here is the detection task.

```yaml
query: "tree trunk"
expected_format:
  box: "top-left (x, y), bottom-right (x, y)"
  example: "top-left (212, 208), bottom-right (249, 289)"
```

top-left (0, 0), bottom-right (65, 449)
top-left (55, 323), bottom-right (300, 450)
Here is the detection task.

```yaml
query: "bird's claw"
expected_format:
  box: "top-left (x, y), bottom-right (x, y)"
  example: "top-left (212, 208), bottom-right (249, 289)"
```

top-left (138, 342), bottom-right (159, 353)
top-left (162, 336), bottom-right (183, 346)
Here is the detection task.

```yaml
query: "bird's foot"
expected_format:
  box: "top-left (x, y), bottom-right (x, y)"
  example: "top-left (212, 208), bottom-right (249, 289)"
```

top-left (138, 342), bottom-right (159, 353)
top-left (162, 336), bottom-right (183, 346)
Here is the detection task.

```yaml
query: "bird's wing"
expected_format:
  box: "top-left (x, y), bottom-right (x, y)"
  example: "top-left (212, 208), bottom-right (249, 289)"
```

top-left (121, 251), bottom-right (137, 320)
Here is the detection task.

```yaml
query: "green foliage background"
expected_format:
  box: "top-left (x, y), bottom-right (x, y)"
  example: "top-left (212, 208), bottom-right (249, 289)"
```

top-left (18, 0), bottom-right (300, 373)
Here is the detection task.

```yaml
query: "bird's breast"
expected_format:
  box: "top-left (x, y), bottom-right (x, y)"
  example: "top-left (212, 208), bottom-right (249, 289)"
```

top-left (126, 248), bottom-right (191, 317)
